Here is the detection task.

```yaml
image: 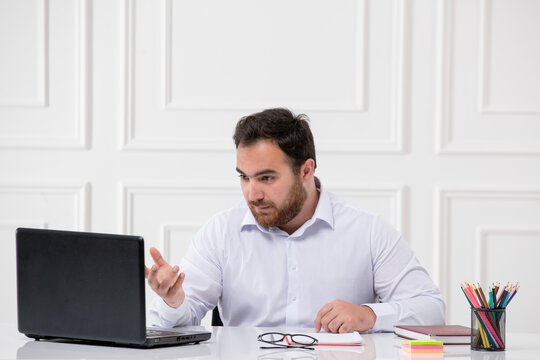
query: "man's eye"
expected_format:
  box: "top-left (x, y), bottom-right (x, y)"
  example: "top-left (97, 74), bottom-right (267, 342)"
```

top-left (238, 175), bottom-right (248, 181)
top-left (262, 176), bottom-right (274, 182)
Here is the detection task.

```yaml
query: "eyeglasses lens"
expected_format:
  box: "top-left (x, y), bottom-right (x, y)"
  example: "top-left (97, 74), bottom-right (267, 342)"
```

top-left (291, 335), bottom-right (316, 345)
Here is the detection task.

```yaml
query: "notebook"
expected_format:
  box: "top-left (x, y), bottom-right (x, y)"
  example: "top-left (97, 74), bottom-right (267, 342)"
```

top-left (394, 325), bottom-right (471, 345)
top-left (16, 228), bottom-right (211, 348)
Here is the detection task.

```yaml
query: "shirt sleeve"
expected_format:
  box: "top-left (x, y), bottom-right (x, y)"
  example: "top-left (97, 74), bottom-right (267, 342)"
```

top-left (148, 297), bottom-right (192, 327)
top-left (147, 216), bottom-right (224, 327)
top-left (363, 216), bottom-right (446, 332)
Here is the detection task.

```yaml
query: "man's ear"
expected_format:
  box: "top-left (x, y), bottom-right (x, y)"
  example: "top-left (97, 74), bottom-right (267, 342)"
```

top-left (300, 159), bottom-right (315, 182)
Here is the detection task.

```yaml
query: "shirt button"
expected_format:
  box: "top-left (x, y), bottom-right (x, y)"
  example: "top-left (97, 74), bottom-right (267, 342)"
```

top-left (291, 265), bottom-right (297, 271)
top-left (291, 296), bottom-right (297, 302)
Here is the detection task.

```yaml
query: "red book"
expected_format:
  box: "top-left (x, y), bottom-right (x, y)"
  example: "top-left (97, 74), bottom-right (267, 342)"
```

top-left (394, 325), bottom-right (471, 345)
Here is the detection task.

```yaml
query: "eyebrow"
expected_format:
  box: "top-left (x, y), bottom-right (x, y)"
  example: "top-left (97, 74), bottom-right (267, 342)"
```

top-left (236, 167), bottom-right (279, 177)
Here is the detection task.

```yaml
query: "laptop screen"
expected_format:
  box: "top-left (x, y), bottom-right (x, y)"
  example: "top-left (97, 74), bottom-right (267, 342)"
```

top-left (16, 228), bottom-right (147, 344)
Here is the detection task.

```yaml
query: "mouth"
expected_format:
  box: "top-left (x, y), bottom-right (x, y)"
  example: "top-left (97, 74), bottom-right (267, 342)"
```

top-left (251, 203), bottom-right (273, 213)
top-left (254, 205), bottom-right (271, 212)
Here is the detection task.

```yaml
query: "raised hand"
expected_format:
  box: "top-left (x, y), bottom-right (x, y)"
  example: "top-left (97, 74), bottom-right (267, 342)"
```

top-left (145, 247), bottom-right (186, 308)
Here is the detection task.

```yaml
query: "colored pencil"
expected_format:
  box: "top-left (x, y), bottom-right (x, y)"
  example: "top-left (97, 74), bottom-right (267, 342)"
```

top-left (460, 281), bottom-right (518, 350)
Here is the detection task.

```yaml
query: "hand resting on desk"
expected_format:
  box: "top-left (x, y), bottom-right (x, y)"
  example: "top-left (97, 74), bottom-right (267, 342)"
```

top-left (145, 247), bottom-right (185, 308)
top-left (314, 299), bottom-right (377, 333)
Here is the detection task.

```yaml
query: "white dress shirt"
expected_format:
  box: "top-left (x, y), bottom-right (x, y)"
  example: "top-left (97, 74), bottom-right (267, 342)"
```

top-left (148, 180), bottom-right (445, 331)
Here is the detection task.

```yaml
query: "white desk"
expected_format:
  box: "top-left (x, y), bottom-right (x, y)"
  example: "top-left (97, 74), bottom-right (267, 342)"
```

top-left (3, 324), bottom-right (539, 359)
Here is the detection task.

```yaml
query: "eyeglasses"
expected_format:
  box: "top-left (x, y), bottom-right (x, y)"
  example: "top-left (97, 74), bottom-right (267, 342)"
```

top-left (258, 332), bottom-right (318, 350)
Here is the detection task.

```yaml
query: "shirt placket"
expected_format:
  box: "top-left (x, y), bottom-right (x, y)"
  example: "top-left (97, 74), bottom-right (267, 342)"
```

top-left (285, 235), bottom-right (300, 326)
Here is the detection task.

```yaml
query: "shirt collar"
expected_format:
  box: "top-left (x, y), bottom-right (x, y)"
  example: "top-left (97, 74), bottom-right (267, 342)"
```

top-left (240, 177), bottom-right (334, 233)
top-left (312, 177), bottom-right (334, 229)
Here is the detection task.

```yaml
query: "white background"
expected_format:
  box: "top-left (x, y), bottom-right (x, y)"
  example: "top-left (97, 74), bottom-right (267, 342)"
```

top-left (1, 0), bottom-right (539, 332)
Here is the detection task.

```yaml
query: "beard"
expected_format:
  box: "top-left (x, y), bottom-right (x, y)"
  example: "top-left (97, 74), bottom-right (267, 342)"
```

top-left (248, 175), bottom-right (307, 228)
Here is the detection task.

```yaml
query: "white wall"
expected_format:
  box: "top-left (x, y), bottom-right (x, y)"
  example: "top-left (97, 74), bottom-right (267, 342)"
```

top-left (1, 0), bottom-right (539, 332)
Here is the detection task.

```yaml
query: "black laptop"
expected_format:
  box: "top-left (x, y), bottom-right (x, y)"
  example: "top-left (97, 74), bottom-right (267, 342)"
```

top-left (16, 228), bottom-right (211, 348)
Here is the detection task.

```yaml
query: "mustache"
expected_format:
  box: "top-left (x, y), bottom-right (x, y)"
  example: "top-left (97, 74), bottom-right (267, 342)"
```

top-left (249, 200), bottom-right (274, 207)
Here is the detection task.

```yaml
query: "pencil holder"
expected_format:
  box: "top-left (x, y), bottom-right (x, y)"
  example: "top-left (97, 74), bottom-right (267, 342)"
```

top-left (470, 308), bottom-right (505, 351)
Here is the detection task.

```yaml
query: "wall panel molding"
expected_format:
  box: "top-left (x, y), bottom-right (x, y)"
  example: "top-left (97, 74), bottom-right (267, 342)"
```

top-left (435, 187), bottom-right (540, 320)
top-left (478, 0), bottom-right (540, 114)
top-left (475, 227), bottom-right (540, 283)
top-left (161, 0), bottom-right (367, 112)
top-left (160, 223), bottom-right (201, 263)
top-left (329, 184), bottom-right (405, 234)
top-left (0, 183), bottom-right (90, 230)
top-left (0, 0), bottom-right (48, 108)
top-left (120, 183), bottom-right (240, 234)
top-left (435, 0), bottom-right (540, 154)
top-left (0, 0), bottom-right (90, 149)
top-left (121, 0), bottom-right (407, 153)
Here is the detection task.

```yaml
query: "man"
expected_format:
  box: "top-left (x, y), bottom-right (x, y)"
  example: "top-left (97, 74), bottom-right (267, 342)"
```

top-left (147, 108), bottom-right (445, 333)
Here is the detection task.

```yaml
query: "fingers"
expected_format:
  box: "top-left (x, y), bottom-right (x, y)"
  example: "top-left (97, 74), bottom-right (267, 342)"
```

top-left (339, 323), bottom-right (353, 334)
top-left (169, 272), bottom-right (185, 295)
top-left (314, 311), bottom-right (322, 332)
top-left (146, 248), bottom-right (180, 290)
top-left (146, 264), bottom-right (159, 290)
top-left (147, 264), bottom-right (177, 292)
top-left (158, 265), bottom-right (180, 290)
top-left (329, 315), bottom-right (351, 333)
top-left (149, 247), bottom-right (169, 267)
top-left (320, 310), bottom-right (339, 333)
top-left (314, 302), bottom-right (333, 332)
top-left (145, 248), bottom-right (185, 308)
top-left (314, 300), bottom-right (367, 333)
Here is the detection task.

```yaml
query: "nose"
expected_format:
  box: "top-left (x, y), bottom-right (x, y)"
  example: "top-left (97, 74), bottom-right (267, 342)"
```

top-left (246, 180), bottom-right (263, 202)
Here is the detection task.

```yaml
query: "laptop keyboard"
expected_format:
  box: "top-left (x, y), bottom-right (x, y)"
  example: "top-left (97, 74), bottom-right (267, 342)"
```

top-left (146, 329), bottom-right (183, 338)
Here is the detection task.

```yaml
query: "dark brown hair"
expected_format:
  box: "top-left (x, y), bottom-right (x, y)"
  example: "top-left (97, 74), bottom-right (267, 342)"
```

top-left (233, 108), bottom-right (317, 170)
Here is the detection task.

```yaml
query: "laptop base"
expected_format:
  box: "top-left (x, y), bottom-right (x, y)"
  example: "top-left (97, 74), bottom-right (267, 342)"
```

top-left (24, 331), bottom-right (211, 349)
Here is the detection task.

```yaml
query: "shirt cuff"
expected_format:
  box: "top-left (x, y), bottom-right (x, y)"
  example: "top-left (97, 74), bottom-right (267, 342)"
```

top-left (363, 302), bottom-right (397, 332)
top-left (155, 298), bottom-right (192, 327)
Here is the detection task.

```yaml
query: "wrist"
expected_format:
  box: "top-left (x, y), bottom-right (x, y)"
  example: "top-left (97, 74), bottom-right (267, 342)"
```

top-left (359, 305), bottom-right (377, 331)
top-left (164, 297), bottom-right (183, 309)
